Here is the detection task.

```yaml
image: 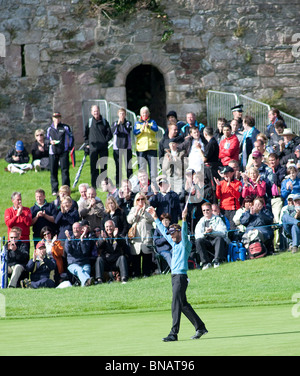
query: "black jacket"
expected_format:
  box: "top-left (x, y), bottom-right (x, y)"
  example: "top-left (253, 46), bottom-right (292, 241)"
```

top-left (6, 240), bottom-right (29, 267)
top-left (84, 116), bottom-right (112, 150)
top-left (96, 236), bottom-right (127, 263)
top-left (5, 147), bottom-right (30, 164)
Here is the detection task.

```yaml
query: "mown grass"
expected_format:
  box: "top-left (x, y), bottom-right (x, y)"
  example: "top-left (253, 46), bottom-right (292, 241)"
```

top-left (1, 251), bottom-right (299, 320)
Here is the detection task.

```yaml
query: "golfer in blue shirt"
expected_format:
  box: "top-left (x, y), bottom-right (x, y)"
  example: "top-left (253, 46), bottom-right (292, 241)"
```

top-left (148, 205), bottom-right (208, 342)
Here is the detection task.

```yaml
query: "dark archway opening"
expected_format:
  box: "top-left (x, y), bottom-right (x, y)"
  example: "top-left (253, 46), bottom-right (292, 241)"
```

top-left (126, 64), bottom-right (166, 128)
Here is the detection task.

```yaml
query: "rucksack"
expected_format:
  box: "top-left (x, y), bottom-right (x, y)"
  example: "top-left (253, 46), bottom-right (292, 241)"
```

top-left (248, 241), bottom-right (267, 259)
top-left (227, 241), bottom-right (247, 262)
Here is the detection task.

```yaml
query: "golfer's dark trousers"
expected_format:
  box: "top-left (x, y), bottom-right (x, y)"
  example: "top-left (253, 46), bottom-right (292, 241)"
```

top-left (49, 152), bottom-right (70, 194)
top-left (170, 274), bottom-right (205, 336)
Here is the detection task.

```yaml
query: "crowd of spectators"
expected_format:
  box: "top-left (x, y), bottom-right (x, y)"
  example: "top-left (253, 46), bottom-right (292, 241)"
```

top-left (3, 104), bottom-right (300, 288)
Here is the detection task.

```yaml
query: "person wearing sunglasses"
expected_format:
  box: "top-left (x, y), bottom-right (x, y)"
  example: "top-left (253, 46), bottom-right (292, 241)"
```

top-left (194, 202), bottom-right (228, 270)
top-left (40, 226), bottom-right (64, 280)
top-left (31, 129), bottom-right (50, 172)
top-left (147, 205), bottom-right (208, 342)
top-left (127, 193), bottom-right (154, 277)
top-left (5, 229), bottom-right (29, 288)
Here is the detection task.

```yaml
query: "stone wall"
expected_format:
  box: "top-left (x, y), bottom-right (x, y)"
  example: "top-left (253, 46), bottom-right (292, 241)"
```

top-left (0, 0), bottom-right (300, 156)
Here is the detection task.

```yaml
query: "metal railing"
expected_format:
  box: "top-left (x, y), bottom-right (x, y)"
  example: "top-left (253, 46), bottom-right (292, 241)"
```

top-left (238, 94), bottom-right (270, 133)
top-left (206, 90), bottom-right (300, 135)
top-left (206, 91), bottom-right (238, 128)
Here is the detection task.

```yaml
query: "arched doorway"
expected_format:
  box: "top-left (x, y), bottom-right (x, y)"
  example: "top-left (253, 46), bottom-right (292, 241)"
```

top-left (126, 64), bottom-right (166, 128)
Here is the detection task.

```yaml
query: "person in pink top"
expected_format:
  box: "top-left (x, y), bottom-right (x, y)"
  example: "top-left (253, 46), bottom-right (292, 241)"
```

top-left (241, 167), bottom-right (267, 199)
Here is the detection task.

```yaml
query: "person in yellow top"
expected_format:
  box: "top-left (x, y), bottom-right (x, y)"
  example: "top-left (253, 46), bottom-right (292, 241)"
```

top-left (133, 106), bottom-right (159, 184)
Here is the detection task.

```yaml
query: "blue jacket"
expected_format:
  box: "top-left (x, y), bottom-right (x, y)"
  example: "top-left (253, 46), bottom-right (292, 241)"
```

top-left (155, 219), bottom-right (191, 275)
top-left (25, 257), bottom-right (56, 282)
top-left (153, 226), bottom-right (172, 253)
top-left (281, 177), bottom-right (300, 205)
top-left (240, 208), bottom-right (274, 241)
top-left (180, 121), bottom-right (205, 138)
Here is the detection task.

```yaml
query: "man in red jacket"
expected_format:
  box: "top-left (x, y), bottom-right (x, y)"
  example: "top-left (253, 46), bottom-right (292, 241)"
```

top-left (4, 192), bottom-right (32, 252)
top-left (218, 124), bottom-right (240, 166)
top-left (214, 166), bottom-right (242, 231)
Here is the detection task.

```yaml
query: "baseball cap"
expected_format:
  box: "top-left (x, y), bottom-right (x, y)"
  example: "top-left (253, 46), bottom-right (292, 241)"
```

top-left (15, 140), bottom-right (24, 151)
top-left (52, 112), bottom-right (61, 118)
top-left (218, 165), bottom-right (234, 174)
top-left (36, 241), bottom-right (46, 250)
top-left (252, 150), bottom-right (263, 158)
top-left (292, 194), bottom-right (300, 201)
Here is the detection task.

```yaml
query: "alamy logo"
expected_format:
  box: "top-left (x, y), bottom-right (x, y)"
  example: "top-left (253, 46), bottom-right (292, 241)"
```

top-left (0, 33), bottom-right (5, 57)
top-left (291, 33), bottom-right (300, 58)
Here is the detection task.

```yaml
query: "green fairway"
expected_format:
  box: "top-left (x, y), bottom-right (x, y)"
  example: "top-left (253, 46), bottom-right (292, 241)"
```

top-left (1, 154), bottom-right (300, 357)
top-left (0, 305), bottom-right (299, 356)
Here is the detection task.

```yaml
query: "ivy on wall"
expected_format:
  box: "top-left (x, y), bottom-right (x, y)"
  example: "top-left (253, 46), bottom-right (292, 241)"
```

top-left (89, 0), bottom-right (174, 42)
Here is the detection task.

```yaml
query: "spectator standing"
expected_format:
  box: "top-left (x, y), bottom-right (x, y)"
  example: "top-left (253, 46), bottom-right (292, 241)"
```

top-left (231, 104), bottom-right (244, 131)
top-left (127, 192), bottom-right (154, 277)
top-left (218, 123), bottom-right (240, 166)
top-left (266, 108), bottom-right (286, 140)
top-left (4, 192), bottom-right (32, 252)
top-left (281, 166), bottom-right (300, 205)
top-left (149, 176), bottom-right (181, 225)
top-left (31, 189), bottom-right (57, 246)
top-left (241, 115), bottom-right (260, 171)
top-left (46, 112), bottom-right (73, 196)
top-left (112, 108), bottom-right (133, 187)
top-left (213, 117), bottom-right (227, 144)
top-left (134, 106), bottom-right (159, 184)
top-left (180, 112), bottom-right (205, 139)
top-left (116, 179), bottom-right (136, 216)
top-left (102, 196), bottom-right (129, 238)
top-left (55, 196), bottom-right (80, 241)
top-left (78, 187), bottom-right (105, 232)
top-left (84, 105), bottom-right (112, 189)
top-left (278, 128), bottom-right (300, 165)
top-left (214, 165), bottom-right (242, 230)
top-left (241, 167), bottom-right (267, 200)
